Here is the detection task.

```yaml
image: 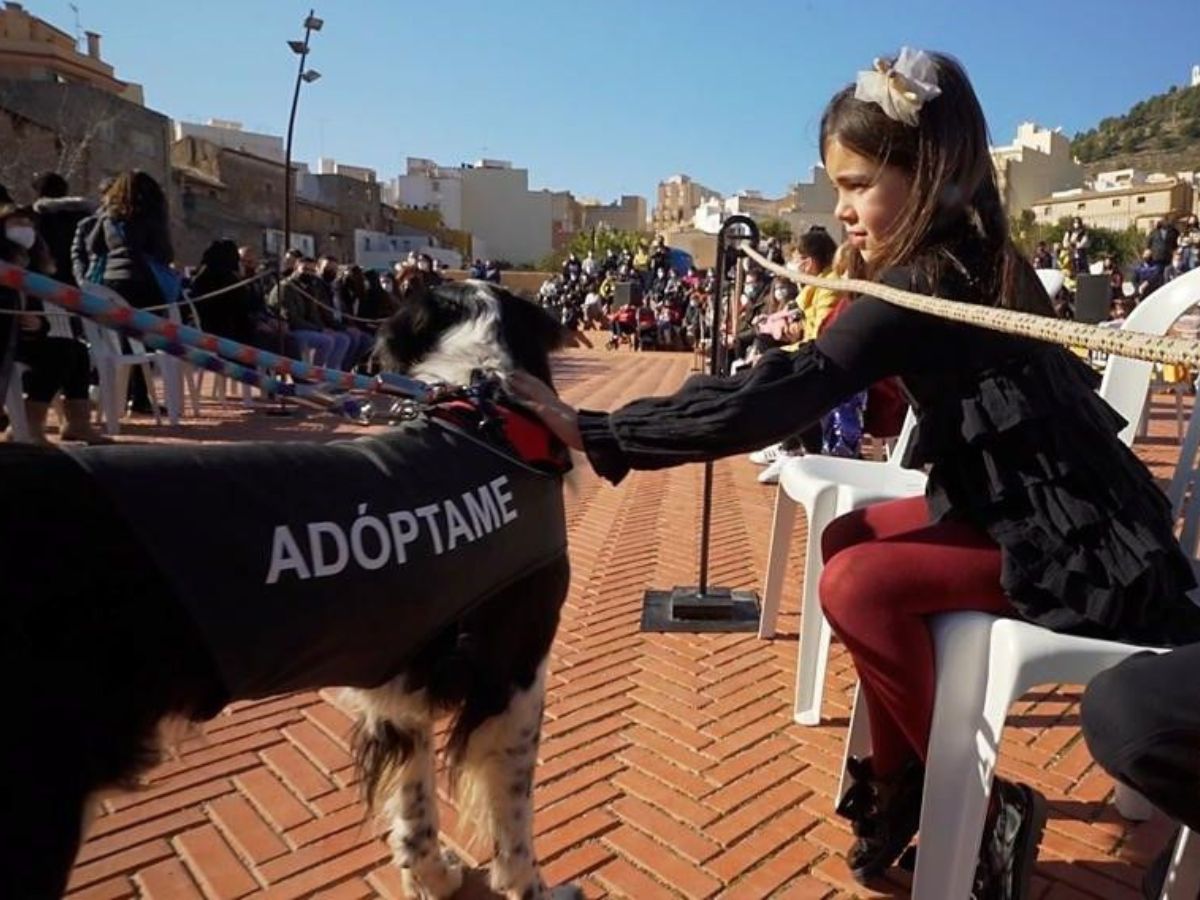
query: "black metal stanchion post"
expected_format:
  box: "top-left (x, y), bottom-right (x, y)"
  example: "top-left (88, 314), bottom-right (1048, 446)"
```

top-left (641, 215), bottom-right (762, 633)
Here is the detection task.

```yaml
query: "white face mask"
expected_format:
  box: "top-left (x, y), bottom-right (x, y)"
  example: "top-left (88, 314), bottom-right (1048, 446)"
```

top-left (5, 224), bottom-right (36, 250)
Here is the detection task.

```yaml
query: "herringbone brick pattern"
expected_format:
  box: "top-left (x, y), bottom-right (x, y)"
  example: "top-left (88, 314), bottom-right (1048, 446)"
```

top-left (62, 343), bottom-right (1186, 899)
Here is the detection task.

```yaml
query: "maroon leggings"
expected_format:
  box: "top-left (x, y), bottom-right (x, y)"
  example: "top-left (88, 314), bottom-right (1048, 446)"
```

top-left (819, 495), bottom-right (1017, 777)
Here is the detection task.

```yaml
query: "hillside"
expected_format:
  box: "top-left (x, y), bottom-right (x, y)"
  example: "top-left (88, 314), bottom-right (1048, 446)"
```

top-left (1071, 82), bottom-right (1200, 175)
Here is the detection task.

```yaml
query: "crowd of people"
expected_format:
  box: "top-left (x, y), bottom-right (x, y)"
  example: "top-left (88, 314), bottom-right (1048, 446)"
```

top-left (1032, 213), bottom-right (1200, 319)
top-left (0, 168), bottom-right (475, 446)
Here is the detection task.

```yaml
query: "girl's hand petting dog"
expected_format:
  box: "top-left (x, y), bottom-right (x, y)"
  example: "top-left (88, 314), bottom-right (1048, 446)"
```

top-left (508, 370), bottom-right (584, 451)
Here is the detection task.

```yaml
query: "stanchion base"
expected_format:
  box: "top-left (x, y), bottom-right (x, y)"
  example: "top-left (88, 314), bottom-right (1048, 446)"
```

top-left (640, 586), bottom-right (761, 633)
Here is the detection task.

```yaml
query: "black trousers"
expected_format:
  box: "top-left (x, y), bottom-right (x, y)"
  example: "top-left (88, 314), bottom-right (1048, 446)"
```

top-left (1080, 643), bottom-right (1200, 831)
top-left (17, 336), bottom-right (91, 402)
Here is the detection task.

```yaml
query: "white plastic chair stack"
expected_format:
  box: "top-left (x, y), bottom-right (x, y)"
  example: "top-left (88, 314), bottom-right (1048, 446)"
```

top-left (831, 268), bottom-right (1200, 899)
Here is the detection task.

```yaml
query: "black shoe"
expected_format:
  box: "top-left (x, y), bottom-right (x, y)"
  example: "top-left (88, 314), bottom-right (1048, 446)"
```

top-left (971, 779), bottom-right (1047, 900)
top-left (1141, 830), bottom-right (1178, 900)
top-left (836, 756), bottom-right (924, 884)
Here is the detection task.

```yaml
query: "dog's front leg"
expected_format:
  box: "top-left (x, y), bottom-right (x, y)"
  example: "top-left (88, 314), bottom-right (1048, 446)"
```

top-left (351, 683), bottom-right (463, 900)
top-left (382, 718), bottom-right (464, 900)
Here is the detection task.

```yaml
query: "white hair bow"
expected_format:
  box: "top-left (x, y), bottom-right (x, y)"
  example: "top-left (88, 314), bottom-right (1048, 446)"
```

top-left (854, 46), bottom-right (942, 126)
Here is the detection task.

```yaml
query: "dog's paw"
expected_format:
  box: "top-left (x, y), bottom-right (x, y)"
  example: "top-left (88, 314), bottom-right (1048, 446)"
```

top-left (398, 851), bottom-right (464, 899)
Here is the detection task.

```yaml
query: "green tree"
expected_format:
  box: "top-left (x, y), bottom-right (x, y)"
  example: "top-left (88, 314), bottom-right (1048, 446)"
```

top-left (758, 217), bottom-right (794, 244)
top-left (537, 227), bottom-right (648, 273)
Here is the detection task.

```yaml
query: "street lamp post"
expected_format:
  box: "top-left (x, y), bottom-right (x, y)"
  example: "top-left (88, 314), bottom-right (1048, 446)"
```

top-left (268, 10), bottom-right (321, 418)
top-left (281, 10), bottom-right (322, 269)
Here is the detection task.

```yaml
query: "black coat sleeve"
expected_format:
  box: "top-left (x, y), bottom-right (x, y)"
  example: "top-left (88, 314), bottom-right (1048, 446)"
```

top-left (578, 294), bottom-right (932, 483)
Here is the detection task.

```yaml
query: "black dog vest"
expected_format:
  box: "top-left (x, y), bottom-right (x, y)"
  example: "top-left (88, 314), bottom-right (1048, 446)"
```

top-left (64, 410), bottom-right (568, 699)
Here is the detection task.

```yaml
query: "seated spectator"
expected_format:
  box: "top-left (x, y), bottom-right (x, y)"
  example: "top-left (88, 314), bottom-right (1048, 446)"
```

top-left (1164, 248), bottom-right (1187, 283)
top-left (1032, 241), bottom-right (1054, 270)
top-left (1132, 249), bottom-right (1164, 299)
top-left (1179, 213), bottom-right (1199, 271)
top-left (331, 264), bottom-right (375, 369)
top-left (3, 202), bottom-right (108, 444)
top-left (237, 245), bottom-right (300, 359)
top-left (191, 240), bottom-right (256, 346)
top-left (267, 260), bottom-right (338, 368)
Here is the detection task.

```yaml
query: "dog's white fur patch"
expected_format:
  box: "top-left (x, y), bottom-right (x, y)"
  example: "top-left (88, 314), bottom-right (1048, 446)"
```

top-left (410, 285), bottom-right (512, 386)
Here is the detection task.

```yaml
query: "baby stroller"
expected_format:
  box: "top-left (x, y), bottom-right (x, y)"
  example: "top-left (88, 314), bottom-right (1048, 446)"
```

top-left (607, 304), bottom-right (639, 350)
top-left (634, 305), bottom-right (658, 351)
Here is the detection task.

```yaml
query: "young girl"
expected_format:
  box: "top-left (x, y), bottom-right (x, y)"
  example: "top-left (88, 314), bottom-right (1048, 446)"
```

top-left (512, 48), bottom-right (1200, 895)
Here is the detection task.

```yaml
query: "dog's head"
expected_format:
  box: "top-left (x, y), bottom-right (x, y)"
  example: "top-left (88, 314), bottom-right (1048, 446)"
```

top-left (377, 273), bottom-right (567, 388)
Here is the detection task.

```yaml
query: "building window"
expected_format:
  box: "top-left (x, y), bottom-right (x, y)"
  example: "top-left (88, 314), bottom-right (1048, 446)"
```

top-left (1044, 207), bottom-right (1051, 216)
top-left (1112, 199), bottom-right (1120, 207)
top-left (1077, 203), bottom-right (1085, 210)
top-left (1136, 196), bottom-right (1146, 204)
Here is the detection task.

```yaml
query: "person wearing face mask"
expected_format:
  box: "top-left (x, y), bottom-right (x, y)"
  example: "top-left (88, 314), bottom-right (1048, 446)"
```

top-left (1, 204), bottom-right (109, 445)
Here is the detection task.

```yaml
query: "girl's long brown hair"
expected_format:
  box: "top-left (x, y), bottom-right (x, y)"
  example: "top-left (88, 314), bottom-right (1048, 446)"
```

top-left (102, 170), bottom-right (168, 226)
top-left (819, 51), bottom-right (1054, 316)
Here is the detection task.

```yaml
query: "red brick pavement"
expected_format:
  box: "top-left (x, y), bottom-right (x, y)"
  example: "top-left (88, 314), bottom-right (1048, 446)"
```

top-left (57, 344), bottom-right (1188, 898)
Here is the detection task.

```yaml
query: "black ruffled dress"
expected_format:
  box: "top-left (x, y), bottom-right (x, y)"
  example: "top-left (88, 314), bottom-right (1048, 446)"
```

top-left (577, 244), bottom-right (1200, 647)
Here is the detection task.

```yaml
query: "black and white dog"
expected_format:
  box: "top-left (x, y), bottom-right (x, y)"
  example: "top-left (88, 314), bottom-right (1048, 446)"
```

top-left (0, 275), bottom-right (579, 899)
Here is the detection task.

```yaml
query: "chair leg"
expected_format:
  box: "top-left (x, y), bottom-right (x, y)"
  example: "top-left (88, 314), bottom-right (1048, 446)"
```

top-left (912, 612), bottom-right (1013, 900)
top-left (1163, 827), bottom-right (1200, 900)
top-left (793, 488), bottom-right (838, 725)
top-left (1114, 782), bottom-right (1157, 821)
top-left (758, 487), bottom-right (797, 638)
top-left (101, 361), bottom-right (122, 436)
top-left (140, 362), bottom-right (162, 425)
top-left (835, 682), bottom-right (874, 806)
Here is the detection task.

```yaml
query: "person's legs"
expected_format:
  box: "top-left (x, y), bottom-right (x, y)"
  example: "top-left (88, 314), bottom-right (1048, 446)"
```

top-left (291, 330), bottom-right (333, 367)
top-left (819, 497), bottom-right (1015, 776)
top-left (820, 497), bottom-right (1038, 887)
top-left (325, 330), bottom-right (351, 371)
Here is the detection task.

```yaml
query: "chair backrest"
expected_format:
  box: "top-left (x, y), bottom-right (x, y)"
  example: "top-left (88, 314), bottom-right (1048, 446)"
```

top-left (1167, 394), bottom-right (1200, 568)
top-left (1099, 268), bottom-right (1200, 445)
top-left (1034, 268), bottom-right (1064, 299)
top-left (885, 409), bottom-right (918, 467)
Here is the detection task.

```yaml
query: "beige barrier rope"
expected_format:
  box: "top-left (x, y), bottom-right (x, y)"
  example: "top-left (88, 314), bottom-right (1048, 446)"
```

top-left (741, 244), bottom-right (1200, 368)
top-left (279, 278), bottom-right (390, 326)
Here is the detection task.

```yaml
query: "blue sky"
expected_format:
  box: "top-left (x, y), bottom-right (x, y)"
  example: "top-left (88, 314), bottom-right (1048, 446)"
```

top-left (33, 0), bottom-right (1200, 203)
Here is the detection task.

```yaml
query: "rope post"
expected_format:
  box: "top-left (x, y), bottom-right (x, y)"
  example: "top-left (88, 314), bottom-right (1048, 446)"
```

top-left (641, 215), bottom-right (763, 634)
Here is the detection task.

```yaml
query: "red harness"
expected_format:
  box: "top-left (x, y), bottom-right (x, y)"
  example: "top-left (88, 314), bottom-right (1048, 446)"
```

top-left (429, 399), bottom-right (572, 475)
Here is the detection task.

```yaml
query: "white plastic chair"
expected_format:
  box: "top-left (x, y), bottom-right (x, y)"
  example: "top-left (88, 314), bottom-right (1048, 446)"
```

top-left (863, 403), bottom-right (1200, 899)
top-left (759, 412), bottom-right (927, 725)
top-left (1034, 267), bottom-right (1064, 301)
top-left (4, 362), bottom-right (30, 441)
top-left (833, 270), bottom-right (1200, 899)
top-left (766, 268), bottom-right (1200, 726)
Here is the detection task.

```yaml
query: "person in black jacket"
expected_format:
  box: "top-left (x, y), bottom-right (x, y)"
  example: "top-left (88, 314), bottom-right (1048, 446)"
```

top-left (190, 240), bottom-right (255, 346)
top-left (72, 171), bottom-right (174, 414)
top-left (511, 49), bottom-right (1200, 897)
top-left (30, 172), bottom-right (95, 288)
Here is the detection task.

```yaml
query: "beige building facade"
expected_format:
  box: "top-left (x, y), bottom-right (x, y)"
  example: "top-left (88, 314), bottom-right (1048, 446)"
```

top-left (1032, 176), bottom-right (1194, 234)
top-left (459, 160), bottom-right (553, 265)
top-left (579, 194), bottom-right (647, 234)
top-left (0, 2), bottom-right (142, 103)
top-left (653, 174), bottom-right (721, 231)
top-left (990, 122), bottom-right (1082, 215)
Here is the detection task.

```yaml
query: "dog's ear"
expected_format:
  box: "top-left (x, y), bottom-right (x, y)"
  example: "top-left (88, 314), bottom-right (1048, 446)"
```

top-left (495, 289), bottom-right (567, 385)
top-left (377, 272), bottom-right (445, 372)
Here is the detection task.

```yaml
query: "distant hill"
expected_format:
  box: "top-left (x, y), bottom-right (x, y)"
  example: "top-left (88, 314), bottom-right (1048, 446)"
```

top-left (1071, 82), bottom-right (1200, 175)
